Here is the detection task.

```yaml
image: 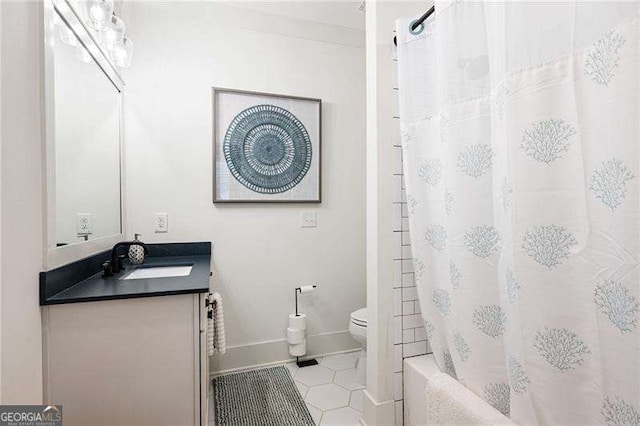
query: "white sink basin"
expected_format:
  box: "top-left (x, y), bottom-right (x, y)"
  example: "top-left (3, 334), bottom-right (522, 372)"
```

top-left (121, 265), bottom-right (193, 280)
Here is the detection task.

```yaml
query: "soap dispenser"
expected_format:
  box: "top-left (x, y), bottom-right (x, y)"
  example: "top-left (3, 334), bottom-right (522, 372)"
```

top-left (128, 233), bottom-right (146, 265)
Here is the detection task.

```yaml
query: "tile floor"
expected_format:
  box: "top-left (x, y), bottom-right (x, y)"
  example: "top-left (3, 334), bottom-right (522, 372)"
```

top-left (209, 351), bottom-right (364, 426)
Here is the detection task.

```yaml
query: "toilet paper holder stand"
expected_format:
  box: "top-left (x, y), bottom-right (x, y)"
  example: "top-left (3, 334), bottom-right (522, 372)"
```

top-left (294, 285), bottom-right (316, 316)
top-left (294, 285), bottom-right (318, 368)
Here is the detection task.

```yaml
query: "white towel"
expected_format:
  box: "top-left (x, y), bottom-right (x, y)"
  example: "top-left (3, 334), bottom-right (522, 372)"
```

top-left (210, 292), bottom-right (226, 355)
top-left (425, 373), bottom-right (517, 425)
top-left (207, 314), bottom-right (215, 357)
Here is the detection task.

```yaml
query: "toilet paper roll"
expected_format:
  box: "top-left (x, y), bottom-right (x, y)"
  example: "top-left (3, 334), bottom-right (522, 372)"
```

top-left (287, 327), bottom-right (305, 344)
top-left (288, 314), bottom-right (306, 330)
top-left (289, 340), bottom-right (306, 357)
top-left (299, 285), bottom-right (315, 294)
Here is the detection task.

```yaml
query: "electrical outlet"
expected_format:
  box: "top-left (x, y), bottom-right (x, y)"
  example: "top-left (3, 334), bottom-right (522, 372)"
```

top-left (76, 213), bottom-right (93, 235)
top-left (155, 213), bottom-right (169, 233)
top-left (300, 212), bottom-right (317, 228)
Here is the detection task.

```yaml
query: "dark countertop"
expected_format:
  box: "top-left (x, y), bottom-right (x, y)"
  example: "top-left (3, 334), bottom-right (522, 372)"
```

top-left (40, 242), bottom-right (211, 305)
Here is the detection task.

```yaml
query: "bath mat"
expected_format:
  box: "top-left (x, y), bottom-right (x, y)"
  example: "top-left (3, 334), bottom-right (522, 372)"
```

top-left (212, 365), bottom-right (315, 426)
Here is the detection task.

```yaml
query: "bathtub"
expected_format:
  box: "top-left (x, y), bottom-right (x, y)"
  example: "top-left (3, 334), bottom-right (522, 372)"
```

top-left (404, 355), bottom-right (442, 426)
top-left (403, 355), bottom-right (516, 426)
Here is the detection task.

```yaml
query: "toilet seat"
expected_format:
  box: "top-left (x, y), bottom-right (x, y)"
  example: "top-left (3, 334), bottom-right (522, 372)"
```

top-left (350, 308), bottom-right (367, 327)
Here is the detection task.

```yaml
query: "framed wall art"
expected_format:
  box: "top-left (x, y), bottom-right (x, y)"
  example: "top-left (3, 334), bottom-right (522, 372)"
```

top-left (212, 87), bottom-right (321, 203)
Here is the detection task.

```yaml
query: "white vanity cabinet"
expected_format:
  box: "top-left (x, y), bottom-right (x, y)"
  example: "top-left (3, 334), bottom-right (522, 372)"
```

top-left (42, 293), bottom-right (209, 426)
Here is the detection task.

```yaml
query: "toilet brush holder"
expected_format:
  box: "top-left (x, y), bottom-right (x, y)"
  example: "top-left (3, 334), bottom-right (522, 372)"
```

top-left (294, 285), bottom-right (318, 368)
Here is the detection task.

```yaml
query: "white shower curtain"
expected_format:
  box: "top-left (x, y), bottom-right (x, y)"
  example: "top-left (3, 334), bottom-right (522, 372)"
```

top-left (397, 2), bottom-right (640, 424)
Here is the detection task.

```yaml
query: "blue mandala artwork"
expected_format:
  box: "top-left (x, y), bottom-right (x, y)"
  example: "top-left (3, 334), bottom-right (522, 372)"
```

top-left (224, 105), bottom-right (312, 194)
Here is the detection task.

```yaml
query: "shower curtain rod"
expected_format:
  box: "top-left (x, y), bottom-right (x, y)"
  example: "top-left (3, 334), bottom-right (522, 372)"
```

top-left (393, 5), bottom-right (435, 46)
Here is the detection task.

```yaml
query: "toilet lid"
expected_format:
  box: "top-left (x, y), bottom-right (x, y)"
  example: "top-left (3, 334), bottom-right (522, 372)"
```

top-left (350, 308), bottom-right (367, 326)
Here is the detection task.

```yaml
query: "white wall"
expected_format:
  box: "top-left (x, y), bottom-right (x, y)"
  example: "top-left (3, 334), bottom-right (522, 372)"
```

top-left (122, 2), bottom-right (367, 371)
top-left (0, 0), bottom-right (44, 403)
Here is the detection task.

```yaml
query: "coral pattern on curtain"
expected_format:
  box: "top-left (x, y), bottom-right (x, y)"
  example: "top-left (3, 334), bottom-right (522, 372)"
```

top-left (396, 1), bottom-right (640, 424)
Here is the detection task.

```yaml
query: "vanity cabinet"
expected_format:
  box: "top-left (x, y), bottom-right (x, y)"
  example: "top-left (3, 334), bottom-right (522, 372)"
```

top-left (42, 293), bottom-right (209, 426)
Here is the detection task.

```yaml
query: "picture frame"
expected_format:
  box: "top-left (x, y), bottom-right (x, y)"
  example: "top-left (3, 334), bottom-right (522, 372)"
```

top-left (212, 87), bottom-right (322, 203)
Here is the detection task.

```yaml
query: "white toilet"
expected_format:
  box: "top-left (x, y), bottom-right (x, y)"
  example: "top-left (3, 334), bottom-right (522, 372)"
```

top-left (349, 307), bottom-right (367, 385)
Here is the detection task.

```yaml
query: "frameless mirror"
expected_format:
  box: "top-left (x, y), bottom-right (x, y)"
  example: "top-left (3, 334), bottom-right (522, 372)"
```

top-left (49, 7), bottom-right (122, 248)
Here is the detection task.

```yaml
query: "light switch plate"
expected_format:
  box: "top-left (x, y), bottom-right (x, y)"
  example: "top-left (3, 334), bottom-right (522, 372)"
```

top-left (76, 213), bottom-right (93, 235)
top-left (300, 212), bottom-right (317, 228)
top-left (155, 213), bottom-right (169, 233)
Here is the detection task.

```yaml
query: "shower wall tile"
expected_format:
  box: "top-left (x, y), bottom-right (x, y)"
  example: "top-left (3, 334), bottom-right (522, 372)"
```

top-left (401, 272), bottom-right (414, 287)
top-left (391, 45), bottom-right (430, 426)
top-left (402, 329), bottom-right (414, 343)
top-left (404, 341), bottom-right (428, 358)
top-left (400, 203), bottom-right (409, 219)
top-left (391, 38), bottom-right (405, 426)
top-left (401, 217), bottom-right (410, 230)
top-left (414, 325), bottom-right (427, 341)
top-left (402, 286), bottom-right (417, 302)
top-left (401, 231), bottom-right (411, 245)
top-left (402, 301), bottom-right (415, 315)
top-left (402, 314), bottom-right (422, 330)
top-left (401, 245), bottom-right (412, 260)
top-left (401, 259), bottom-right (413, 272)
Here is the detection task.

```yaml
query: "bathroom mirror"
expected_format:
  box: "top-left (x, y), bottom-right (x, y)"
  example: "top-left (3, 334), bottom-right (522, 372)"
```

top-left (44, 0), bottom-right (125, 267)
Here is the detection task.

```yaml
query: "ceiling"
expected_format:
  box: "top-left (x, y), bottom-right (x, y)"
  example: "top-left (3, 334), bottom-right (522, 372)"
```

top-left (222, 1), bottom-right (366, 31)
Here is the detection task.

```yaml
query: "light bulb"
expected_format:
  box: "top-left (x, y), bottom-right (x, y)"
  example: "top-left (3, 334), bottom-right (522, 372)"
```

top-left (111, 36), bottom-right (133, 68)
top-left (100, 13), bottom-right (125, 50)
top-left (86, 0), bottom-right (114, 31)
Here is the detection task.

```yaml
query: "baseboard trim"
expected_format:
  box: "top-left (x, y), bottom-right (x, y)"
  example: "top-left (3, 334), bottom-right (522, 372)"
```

top-left (210, 329), bottom-right (360, 375)
top-left (362, 389), bottom-right (395, 426)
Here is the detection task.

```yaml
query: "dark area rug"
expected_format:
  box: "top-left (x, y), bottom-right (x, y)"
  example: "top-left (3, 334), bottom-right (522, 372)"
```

top-left (212, 365), bottom-right (315, 426)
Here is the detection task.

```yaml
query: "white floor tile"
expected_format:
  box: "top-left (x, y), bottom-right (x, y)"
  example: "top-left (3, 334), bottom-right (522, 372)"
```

top-left (306, 403), bottom-right (323, 425)
top-left (321, 354), bottom-right (357, 371)
top-left (349, 389), bottom-right (363, 412)
top-left (320, 407), bottom-right (362, 426)
top-left (333, 368), bottom-right (365, 391)
top-left (285, 362), bottom-right (299, 378)
top-left (305, 383), bottom-right (350, 411)
top-left (295, 365), bottom-right (335, 387)
top-left (295, 381), bottom-right (309, 398)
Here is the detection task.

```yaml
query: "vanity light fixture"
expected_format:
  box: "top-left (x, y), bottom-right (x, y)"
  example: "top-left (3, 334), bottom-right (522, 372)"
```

top-left (75, 3), bottom-right (134, 69)
top-left (86, 0), bottom-right (114, 31)
top-left (111, 36), bottom-right (133, 69)
top-left (100, 13), bottom-right (126, 51)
